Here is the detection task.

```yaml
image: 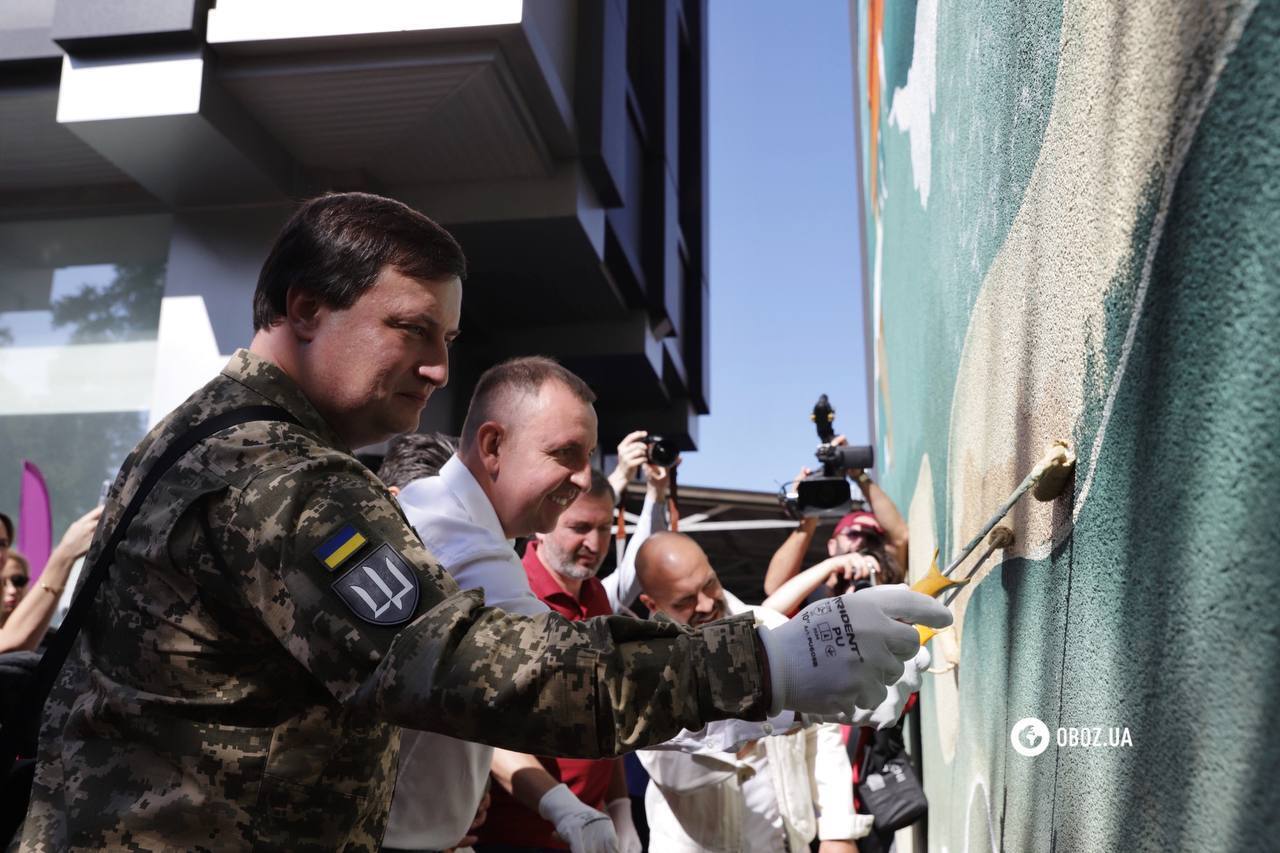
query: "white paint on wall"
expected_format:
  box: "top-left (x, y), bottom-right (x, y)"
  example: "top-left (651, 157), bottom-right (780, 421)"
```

top-left (887, 0), bottom-right (937, 209)
top-left (963, 777), bottom-right (999, 853)
top-left (908, 454), bottom-right (962, 764)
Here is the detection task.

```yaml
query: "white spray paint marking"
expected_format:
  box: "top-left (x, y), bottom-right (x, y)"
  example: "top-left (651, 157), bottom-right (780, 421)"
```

top-left (964, 777), bottom-right (999, 853)
top-left (888, 0), bottom-right (938, 208)
top-left (873, 215), bottom-right (894, 470)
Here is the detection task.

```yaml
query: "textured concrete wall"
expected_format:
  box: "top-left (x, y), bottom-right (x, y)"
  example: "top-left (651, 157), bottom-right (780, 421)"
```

top-left (853, 0), bottom-right (1279, 849)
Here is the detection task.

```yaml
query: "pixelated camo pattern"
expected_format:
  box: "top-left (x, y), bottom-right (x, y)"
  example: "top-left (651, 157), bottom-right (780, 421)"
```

top-left (14, 350), bottom-right (766, 852)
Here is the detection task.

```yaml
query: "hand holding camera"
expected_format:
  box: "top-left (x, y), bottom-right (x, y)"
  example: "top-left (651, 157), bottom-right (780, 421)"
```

top-left (816, 552), bottom-right (880, 594)
top-left (779, 395), bottom-right (875, 519)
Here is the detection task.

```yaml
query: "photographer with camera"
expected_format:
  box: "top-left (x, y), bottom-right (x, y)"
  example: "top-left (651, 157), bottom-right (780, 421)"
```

top-left (605, 430), bottom-right (679, 609)
top-left (765, 431), bottom-right (909, 599)
top-left (764, 397), bottom-right (907, 599)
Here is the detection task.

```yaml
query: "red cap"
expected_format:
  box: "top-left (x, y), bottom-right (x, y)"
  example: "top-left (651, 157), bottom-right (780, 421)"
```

top-left (833, 510), bottom-right (883, 538)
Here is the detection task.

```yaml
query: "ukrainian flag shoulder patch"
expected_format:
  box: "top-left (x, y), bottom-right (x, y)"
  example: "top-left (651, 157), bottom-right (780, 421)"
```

top-left (315, 523), bottom-right (369, 571)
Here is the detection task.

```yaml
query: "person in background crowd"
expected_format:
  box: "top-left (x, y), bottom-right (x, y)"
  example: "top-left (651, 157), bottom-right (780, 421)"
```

top-left (764, 436), bottom-right (909, 599)
top-left (2, 550), bottom-right (28, 626)
top-left (606, 430), bottom-right (652, 506)
top-left (2, 510), bottom-right (20, 620)
top-left (633, 532), bottom-right (876, 853)
top-left (474, 470), bottom-right (644, 853)
top-left (379, 432), bottom-right (458, 499)
top-left (605, 429), bottom-right (672, 613)
top-left (0, 506), bottom-right (102, 653)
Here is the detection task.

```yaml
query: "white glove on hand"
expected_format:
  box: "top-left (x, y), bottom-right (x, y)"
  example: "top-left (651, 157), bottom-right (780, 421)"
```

top-left (538, 783), bottom-right (618, 853)
top-left (868, 644), bottom-right (929, 728)
top-left (758, 584), bottom-right (951, 716)
top-left (607, 797), bottom-right (642, 853)
top-left (802, 634), bottom-right (933, 727)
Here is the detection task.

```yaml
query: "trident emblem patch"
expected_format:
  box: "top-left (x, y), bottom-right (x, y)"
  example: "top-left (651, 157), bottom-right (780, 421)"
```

top-left (331, 543), bottom-right (420, 625)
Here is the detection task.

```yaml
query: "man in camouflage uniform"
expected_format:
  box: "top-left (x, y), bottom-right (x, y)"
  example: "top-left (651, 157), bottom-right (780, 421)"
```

top-left (15, 193), bottom-right (949, 851)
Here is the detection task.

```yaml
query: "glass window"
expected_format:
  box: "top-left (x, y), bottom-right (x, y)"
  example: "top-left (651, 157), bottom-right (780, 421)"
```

top-left (0, 214), bottom-right (170, 542)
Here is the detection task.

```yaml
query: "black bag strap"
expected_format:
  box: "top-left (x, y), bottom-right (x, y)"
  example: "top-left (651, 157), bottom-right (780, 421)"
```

top-left (1, 404), bottom-right (300, 762)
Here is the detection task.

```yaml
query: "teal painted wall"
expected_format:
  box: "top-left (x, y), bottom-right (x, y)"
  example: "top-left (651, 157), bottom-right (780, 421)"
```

top-left (853, 0), bottom-right (1279, 849)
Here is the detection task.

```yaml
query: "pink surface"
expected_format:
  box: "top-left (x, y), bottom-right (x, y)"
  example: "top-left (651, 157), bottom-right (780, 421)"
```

top-left (18, 460), bottom-right (52, 581)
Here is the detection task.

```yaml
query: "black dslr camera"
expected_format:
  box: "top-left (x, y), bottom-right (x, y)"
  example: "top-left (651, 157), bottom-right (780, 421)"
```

top-left (644, 434), bottom-right (679, 468)
top-left (781, 395), bottom-right (874, 518)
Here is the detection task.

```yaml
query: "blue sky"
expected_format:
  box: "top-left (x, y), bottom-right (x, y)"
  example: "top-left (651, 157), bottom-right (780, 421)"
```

top-left (678, 2), bottom-right (869, 493)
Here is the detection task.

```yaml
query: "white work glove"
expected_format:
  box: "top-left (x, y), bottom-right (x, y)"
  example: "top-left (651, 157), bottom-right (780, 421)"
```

top-left (801, 646), bottom-right (931, 728)
top-left (867, 644), bottom-right (929, 728)
top-left (538, 783), bottom-right (618, 853)
top-left (607, 797), bottom-right (642, 853)
top-left (758, 584), bottom-right (951, 716)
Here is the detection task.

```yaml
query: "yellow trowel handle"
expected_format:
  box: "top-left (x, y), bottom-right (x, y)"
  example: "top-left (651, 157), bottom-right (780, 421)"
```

top-left (911, 548), bottom-right (969, 598)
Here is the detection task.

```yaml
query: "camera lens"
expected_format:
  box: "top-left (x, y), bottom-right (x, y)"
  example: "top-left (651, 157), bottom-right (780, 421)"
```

top-left (645, 435), bottom-right (679, 467)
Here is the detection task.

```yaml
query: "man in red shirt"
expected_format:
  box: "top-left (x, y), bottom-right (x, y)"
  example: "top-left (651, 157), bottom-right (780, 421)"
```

top-left (474, 470), bottom-right (641, 853)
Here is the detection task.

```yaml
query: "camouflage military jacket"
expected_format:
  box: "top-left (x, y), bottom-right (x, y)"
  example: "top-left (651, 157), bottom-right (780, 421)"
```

top-left (17, 350), bottom-right (767, 852)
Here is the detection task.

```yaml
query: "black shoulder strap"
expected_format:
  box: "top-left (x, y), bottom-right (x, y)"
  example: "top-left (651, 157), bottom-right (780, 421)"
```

top-left (2, 404), bottom-right (300, 760)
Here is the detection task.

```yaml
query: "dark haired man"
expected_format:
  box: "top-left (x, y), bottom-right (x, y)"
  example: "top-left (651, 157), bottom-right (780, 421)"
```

top-left (378, 432), bottom-right (458, 497)
top-left (17, 193), bottom-right (948, 851)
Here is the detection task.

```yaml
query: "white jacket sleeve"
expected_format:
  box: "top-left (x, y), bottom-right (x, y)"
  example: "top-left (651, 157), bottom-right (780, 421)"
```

top-left (603, 491), bottom-right (666, 613)
top-left (811, 723), bottom-right (871, 840)
top-left (643, 711), bottom-right (799, 755)
top-left (638, 745), bottom-right (740, 793)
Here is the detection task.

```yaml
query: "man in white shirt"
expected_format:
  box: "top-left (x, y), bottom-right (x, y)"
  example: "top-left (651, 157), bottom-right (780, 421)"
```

top-left (379, 356), bottom-right (948, 852)
top-left (380, 364), bottom-right (667, 852)
top-left (376, 431), bottom-right (497, 853)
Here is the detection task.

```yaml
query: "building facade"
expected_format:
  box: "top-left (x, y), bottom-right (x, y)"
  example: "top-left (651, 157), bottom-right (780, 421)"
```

top-left (0, 0), bottom-right (710, 538)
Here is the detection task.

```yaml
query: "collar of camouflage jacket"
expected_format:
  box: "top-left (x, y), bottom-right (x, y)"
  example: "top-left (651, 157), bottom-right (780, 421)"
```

top-left (221, 348), bottom-right (350, 452)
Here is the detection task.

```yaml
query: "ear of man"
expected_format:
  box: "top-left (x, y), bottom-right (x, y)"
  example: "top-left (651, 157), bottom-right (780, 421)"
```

top-left (475, 421), bottom-right (505, 479)
top-left (284, 286), bottom-right (324, 341)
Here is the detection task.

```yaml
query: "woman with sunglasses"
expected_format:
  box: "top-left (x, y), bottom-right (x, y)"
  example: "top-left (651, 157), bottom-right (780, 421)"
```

top-left (0, 506), bottom-right (102, 653)
top-left (2, 550), bottom-right (31, 626)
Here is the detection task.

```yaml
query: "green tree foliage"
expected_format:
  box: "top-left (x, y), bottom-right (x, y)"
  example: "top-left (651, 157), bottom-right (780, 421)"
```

top-left (49, 262), bottom-right (165, 344)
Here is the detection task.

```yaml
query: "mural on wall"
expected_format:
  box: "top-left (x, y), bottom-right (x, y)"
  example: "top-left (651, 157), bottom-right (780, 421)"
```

top-left (853, 0), bottom-right (1279, 849)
